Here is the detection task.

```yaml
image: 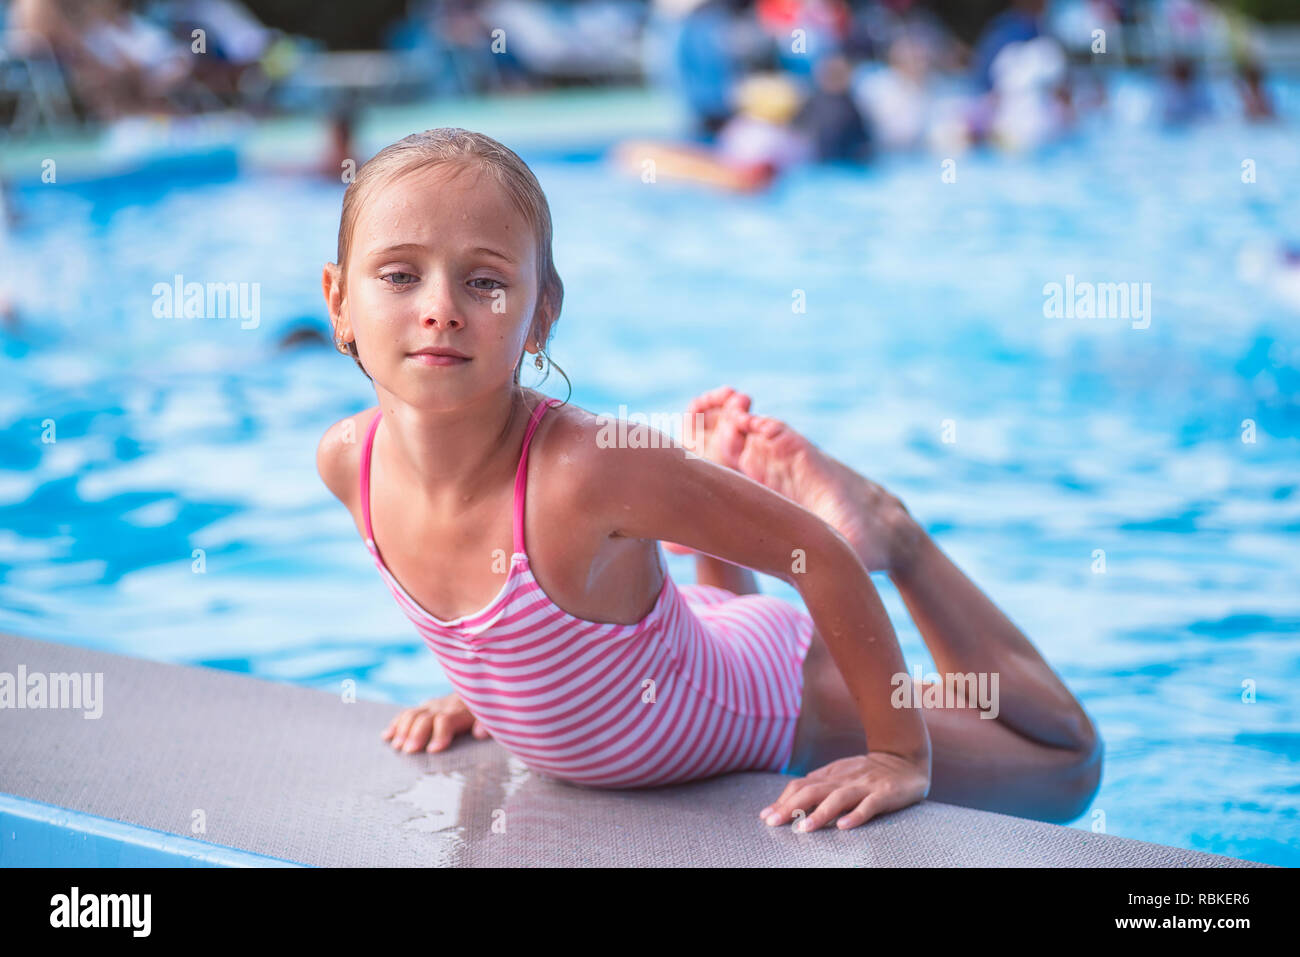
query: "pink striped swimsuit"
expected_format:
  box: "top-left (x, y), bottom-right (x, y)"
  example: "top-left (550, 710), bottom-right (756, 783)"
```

top-left (360, 397), bottom-right (815, 789)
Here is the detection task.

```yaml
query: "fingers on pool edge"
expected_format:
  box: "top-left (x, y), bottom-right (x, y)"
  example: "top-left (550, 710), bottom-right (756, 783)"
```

top-left (759, 777), bottom-right (815, 824)
top-left (402, 712), bottom-right (434, 751)
top-left (833, 792), bottom-right (890, 830)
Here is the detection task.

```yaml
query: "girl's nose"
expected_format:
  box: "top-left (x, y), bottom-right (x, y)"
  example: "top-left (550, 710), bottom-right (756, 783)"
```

top-left (419, 280), bottom-right (464, 329)
top-left (422, 311), bottom-right (463, 330)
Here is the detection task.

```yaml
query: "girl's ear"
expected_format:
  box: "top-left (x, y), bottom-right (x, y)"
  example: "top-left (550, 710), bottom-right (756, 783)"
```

top-left (322, 263), bottom-right (351, 347)
top-left (528, 301), bottom-right (554, 354)
top-left (519, 312), bottom-right (538, 356)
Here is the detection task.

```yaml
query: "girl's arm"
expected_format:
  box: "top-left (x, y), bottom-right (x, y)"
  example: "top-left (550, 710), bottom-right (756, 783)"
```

top-left (567, 418), bottom-right (932, 828)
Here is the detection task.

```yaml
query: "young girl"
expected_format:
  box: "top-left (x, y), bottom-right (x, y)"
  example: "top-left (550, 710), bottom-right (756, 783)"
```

top-left (317, 128), bottom-right (1101, 832)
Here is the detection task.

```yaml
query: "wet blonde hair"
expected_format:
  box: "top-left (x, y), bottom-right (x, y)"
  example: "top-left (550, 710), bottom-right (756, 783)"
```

top-left (330, 128), bottom-right (566, 391)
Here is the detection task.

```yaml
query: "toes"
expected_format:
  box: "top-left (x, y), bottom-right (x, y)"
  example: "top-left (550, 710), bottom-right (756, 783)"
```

top-left (688, 386), bottom-right (735, 421)
top-left (683, 387), bottom-right (759, 469)
top-left (741, 414), bottom-right (782, 437)
top-left (723, 391), bottom-right (752, 415)
top-left (703, 385), bottom-right (735, 409)
top-left (713, 411), bottom-right (747, 467)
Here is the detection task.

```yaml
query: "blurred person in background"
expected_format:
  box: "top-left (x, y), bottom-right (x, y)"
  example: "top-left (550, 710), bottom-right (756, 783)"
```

top-left (755, 0), bottom-right (852, 78)
top-left (1159, 55), bottom-right (1210, 125)
top-left (6, 0), bottom-right (77, 59)
top-left (855, 0), bottom-right (964, 72)
top-left (1235, 60), bottom-right (1274, 123)
top-left (1046, 0), bottom-right (1124, 62)
top-left (9, 0), bottom-right (279, 121)
top-left (987, 34), bottom-right (1073, 151)
top-left (671, 0), bottom-right (749, 139)
top-left (716, 69), bottom-right (814, 174)
top-left (6, 0), bottom-right (157, 120)
top-left (160, 0), bottom-right (275, 106)
top-left (1220, 3), bottom-right (1275, 123)
top-left (1153, 0), bottom-right (1219, 127)
top-left (972, 0), bottom-right (1044, 92)
top-left (793, 51), bottom-right (870, 162)
top-left (1044, 0), bottom-right (1119, 114)
top-left (615, 71), bottom-right (812, 191)
top-left (252, 101), bottom-right (359, 181)
top-left (852, 30), bottom-right (934, 152)
top-left (78, 0), bottom-right (194, 115)
top-left (436, 0), bottom-right (505, 93)
top-left (321, 103), bottom-right (357, 179)
top-left (384, 0), bottom-right (523, 96)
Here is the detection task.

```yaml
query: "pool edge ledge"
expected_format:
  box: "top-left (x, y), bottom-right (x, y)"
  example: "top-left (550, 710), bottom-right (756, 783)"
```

top-left (0, 631), bottom-right (1274, 868)
top-left (0, 792), bottom-right (306, 868)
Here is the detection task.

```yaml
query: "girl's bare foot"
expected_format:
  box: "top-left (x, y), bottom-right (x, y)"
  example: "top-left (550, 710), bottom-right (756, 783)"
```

top-left (665, 386), bottom-right (753, 555)
top-left (734, 414), bottom-right (919, 574)
top-left (682, 385), bottom-right (750, 468)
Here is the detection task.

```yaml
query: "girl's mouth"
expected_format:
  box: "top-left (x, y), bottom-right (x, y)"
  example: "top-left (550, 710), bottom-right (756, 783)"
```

top-left (408, 352), bottom-right (471, 367)
top-left (408, 348), bottom-right (470, 366)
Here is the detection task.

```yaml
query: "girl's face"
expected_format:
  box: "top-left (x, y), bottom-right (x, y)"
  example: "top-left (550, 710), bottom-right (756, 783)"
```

top-left (327, 162), bottom-right (541, 410)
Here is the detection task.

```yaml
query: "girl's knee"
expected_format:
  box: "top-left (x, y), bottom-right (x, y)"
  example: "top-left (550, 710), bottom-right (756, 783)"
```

top-left (1050, 735), bottom-right (1104, 823)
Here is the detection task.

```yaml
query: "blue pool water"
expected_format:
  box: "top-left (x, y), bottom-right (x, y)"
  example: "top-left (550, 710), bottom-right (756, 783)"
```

top-left (2, 93), bottom-right (1298, 865)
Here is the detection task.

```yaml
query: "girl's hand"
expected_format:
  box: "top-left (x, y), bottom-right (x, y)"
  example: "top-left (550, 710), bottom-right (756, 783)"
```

top-left (759, 752), bottom-right (930, 832)
top-left (381, 693), bottom-right (492, 754)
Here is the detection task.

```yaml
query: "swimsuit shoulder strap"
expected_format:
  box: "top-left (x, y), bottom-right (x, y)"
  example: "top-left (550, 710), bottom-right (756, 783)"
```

top-left (512, 397), bottom-right (560, 556)
top-left (360, 409), bottom-right (383, 547)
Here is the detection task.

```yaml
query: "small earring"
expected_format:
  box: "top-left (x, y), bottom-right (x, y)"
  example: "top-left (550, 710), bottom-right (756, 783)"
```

top-left (534, 351), bottom-right (545, 370)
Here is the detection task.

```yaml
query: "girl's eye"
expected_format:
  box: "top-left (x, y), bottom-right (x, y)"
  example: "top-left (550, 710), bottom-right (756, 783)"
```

top-left (469, 278), bottom-right (504, 291)
top-left (382, 272), bottom-right (417, 286)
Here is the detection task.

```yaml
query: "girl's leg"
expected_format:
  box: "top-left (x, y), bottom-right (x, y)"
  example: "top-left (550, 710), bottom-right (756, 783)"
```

top-left (724, 406), bottom-right (1102, 821)
top-left (788, 628), bottom-right (1101, 824)
top-left (888, 527), bottom-right (1100, 753)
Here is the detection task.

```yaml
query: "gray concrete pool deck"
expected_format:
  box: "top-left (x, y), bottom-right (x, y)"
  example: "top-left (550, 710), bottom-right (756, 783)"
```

top-left (0, 631), bottom-right (1269, 868)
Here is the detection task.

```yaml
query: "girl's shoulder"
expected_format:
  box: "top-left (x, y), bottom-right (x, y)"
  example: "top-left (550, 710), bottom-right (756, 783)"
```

top-left (523, 393), bottom-right (602, 483)
top-left (315, 405), bottom-right (378, 511)
top-left (524, 393), bottom-right (684, 504)
top-left (526, 396), bottom-right (642, 543)
top-left (524, 392), bottom-right (626, 465)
